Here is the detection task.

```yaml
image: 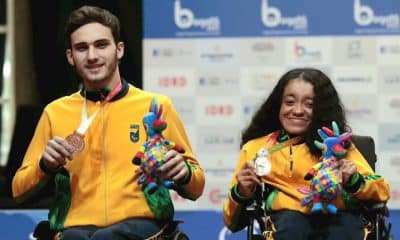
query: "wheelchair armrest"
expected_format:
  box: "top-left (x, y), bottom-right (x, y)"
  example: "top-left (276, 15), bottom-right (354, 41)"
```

top-left (362, 202), bottom-right (389, 217)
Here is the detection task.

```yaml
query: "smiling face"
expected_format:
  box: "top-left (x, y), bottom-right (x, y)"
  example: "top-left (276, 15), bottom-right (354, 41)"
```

top-left (66, 22), bottom-right (124, 89)
top-left (279, 78), bottom-right (314, 136)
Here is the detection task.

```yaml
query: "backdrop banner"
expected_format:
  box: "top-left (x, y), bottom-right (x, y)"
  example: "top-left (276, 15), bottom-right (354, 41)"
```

top-left (143, 0), bottom-right (400, 211)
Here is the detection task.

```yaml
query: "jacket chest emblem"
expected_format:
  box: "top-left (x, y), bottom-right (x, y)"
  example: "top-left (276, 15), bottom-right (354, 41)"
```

top-left (130, 124), bottom-right (140, 142)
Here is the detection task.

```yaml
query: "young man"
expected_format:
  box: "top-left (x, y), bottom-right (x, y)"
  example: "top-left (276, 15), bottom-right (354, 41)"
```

top-left (12, 5), bottom-right (204, 240)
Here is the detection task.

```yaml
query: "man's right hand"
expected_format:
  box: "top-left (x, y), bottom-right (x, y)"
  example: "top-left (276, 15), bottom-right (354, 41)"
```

top-left (41, 136), bottom-right (74, 170)
top-left (236, 162), bottom-right (262, 197)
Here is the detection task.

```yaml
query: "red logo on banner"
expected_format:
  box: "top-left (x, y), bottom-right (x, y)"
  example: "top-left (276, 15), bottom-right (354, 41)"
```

top-left (391, 189), bottom-right (400, 201)
top-left (209, 188), bottom-right (226, 205)
top-left (158, 76), bottom-right (187, 88)
top-left (205, 105), bottom-right (234, 116)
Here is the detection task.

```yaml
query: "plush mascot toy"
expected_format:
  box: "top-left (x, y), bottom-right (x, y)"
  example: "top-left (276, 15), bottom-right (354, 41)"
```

top-left (132, 97), bottom-right (185, 194)
top-left (300, 121), bottom-right (352, 214)
top-left (132, 97), bottom-right (185, 220)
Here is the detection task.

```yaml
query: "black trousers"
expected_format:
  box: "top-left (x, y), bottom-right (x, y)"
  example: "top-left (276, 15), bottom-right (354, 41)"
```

top-left (60, 218), bottom-right (165, 240)
top-left (270, 210), bottom-right (366, 240)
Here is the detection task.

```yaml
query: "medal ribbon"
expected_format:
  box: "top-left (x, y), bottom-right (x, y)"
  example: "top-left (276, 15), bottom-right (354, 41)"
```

top-left (264, 131), bottom-right (303, 177)
top-left (265, 131), bottom-right (303, 155)
top-left (76, 80), bottom-right (122, 135)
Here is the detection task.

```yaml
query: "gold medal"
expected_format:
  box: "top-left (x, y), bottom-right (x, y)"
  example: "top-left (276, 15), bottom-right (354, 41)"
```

top-left (66, 131), bottom-right (85, 153)
top-left (254, 148), bottom-right (271, 176)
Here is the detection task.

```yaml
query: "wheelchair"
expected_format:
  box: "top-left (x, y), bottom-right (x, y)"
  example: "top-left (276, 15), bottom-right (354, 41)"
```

top-left (246, 135), bottom-right (392, 240)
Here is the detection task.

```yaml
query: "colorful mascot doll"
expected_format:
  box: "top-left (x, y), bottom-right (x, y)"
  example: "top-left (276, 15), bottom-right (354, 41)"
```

top-left (300, 121), bottom-right (352, 214)
top-left (132, 97), bottom-right (185, 220)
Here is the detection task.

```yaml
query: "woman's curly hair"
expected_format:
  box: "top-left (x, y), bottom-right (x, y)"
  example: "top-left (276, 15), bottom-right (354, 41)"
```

top-left (241, 68), bottom-right (349, 157)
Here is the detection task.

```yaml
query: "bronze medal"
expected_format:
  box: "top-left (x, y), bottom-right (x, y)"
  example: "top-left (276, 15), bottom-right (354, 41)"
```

top-left (66, 131), bottom-right (85, 153)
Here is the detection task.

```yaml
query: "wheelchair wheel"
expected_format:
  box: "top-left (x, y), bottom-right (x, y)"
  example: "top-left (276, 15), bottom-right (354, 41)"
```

top-left (170, 231), bottom-right (189, 240)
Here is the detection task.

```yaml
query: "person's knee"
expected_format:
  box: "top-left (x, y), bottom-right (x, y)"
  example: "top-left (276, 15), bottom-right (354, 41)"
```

top-left (61, 228), bottom-right (90, 240)
top-left (323, 213), bottom-right (366, 240)
top-left (90, 228), bottom-right (117, 240)
top-left (271, 210), bottom-right (312, 239)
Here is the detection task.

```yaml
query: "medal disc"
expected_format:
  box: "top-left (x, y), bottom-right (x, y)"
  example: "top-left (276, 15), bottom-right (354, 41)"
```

top-left (66, 131), bottom-right (85, 153)
top-left (254, 148), bottom-right (271, 176)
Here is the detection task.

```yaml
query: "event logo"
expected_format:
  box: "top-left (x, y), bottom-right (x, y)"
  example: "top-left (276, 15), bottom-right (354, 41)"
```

top-left (261, 0), bottom-right (308, 30)
top-left (174, 0), bottom-right (220, 33)
top-left (354, 0), bottom-right (400, 29)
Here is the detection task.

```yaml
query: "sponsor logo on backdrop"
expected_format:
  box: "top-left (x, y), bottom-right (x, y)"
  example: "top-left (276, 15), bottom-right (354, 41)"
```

top-left (251, 41), bottom-right (275, 52)
top-left (209, 188), bottom-right (227, 205)
top-left (197, 73), bottom-right (239, 96)
top-left (249, 72), bottom-right (276, 89)
top-left (152, 48), bottom-right (192, 59)
top-left (378, 71), bottom-right (400, 93)
top-left (390, 98), bottom-right (400, 109)
top-left (389, 156), bottom-right (400, 167)
top-left (202, 134), bottom-right (235, 145)
top-left (379, 125), bottom-right (400, 151)
top-left (174, 0), bottom-right (220, 36)
top-left (199, 76), bottom-right (238, 87)
top-left (383, 75), bottom-right (400, 85)
top-left (205, 168), bottom-right (235, 177)
top-left (199, 44), bottom-right (235, 63)
top-left (293, 42), bottom-right (322, 62)
top-left (345, 97), bottom-right (375, 121)
top-left (243, 104), bottom-right (255, 116)
top-left (380, 44), bottom-right (400, 55)
top-left (354, 0), bottom-right (400, 33)
top-left (336, 75), bottom-right (372, 83)
top-left (197, 128), bottom-right (240, 152)
top-left (206, 104), bottom-right (234, 116)
top-left (347, 40), bottom-right (363, 59)
top-left (171, 97), bottom-right (195, 123)
top-left (241, 40), bottom-right (284, 65)
top-left (158, 76), bottom-right (187, 88)
top-left (392, 188), bottom-right (400, 201)
top-left (261, 0), bottom-right (308, 35)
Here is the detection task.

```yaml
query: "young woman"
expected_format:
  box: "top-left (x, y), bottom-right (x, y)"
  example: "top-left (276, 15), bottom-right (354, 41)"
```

top-left (223, 68), bottom-right (390, 240)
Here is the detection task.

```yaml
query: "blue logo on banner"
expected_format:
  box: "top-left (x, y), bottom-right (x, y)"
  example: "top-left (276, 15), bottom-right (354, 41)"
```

top-left (261, 0), bottom-right (308, 35)
top-left (174, 0), bottom-right (221, 36)
top-left (354, 0), bottom-right (400, 33)
top-left (144, 0), bottom-right (400, 38)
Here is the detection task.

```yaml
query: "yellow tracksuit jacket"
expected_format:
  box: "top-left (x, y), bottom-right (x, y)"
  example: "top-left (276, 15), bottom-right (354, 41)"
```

top-left (223, 133), bottom-right (390, 232)
top-left (12, 82), bottom-right (205, 228)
